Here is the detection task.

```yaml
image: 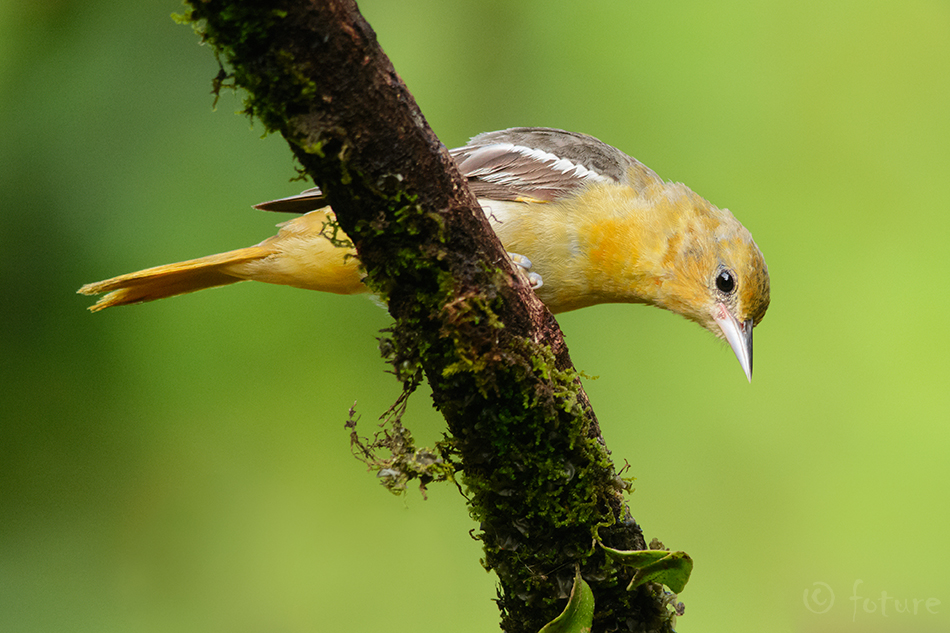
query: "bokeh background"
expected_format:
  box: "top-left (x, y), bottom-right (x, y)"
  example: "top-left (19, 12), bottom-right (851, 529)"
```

top-left (3, 1), bottom-right (949, 631)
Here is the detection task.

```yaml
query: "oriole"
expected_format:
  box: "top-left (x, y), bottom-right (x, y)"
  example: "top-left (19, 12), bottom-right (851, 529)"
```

top-left (79, 127), bottom-right (770, 380)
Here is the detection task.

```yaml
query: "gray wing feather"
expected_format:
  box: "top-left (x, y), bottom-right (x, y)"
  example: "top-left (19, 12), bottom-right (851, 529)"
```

top-left (451, 127), bottom-right (643, 202)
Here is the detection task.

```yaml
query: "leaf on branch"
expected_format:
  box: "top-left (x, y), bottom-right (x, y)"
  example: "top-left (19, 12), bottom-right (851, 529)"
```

top-left (537, 570), bottom-right (595, 633)
top-left (600, 542), bottom-right (693, 594)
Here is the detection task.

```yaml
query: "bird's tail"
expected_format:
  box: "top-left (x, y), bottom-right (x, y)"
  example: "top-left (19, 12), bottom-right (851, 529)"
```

top-left (78, 246), bottom-right (271, 312)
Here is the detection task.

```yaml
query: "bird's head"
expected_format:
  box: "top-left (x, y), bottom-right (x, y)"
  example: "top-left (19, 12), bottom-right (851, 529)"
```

top-left (651, 187), bottom-right (770, 382)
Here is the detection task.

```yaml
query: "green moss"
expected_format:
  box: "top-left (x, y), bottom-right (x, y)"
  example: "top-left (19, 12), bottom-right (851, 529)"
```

top-left (182, 2), bottom-right (321, 142)
top-left (345, 398), bottom-right (458, 498)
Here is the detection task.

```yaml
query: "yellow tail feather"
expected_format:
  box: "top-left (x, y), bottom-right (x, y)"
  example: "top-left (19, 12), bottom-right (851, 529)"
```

top-left (78, 246), bottom-right (272, 312)
top-left (79, 209), bottom-right (368, 311)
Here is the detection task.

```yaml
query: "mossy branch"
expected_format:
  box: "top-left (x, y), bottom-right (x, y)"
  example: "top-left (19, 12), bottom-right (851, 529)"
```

top-left (181, 1), bottom-right (679, 631)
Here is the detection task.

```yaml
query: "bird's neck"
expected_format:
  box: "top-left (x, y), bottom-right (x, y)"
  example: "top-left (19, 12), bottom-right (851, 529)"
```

top-left (582, 213), bottom-right (668, 306)
top-left (551, 184), bottom-right (693, 312)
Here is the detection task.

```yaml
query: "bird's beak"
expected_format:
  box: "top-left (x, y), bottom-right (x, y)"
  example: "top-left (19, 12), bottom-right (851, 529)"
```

top-left (714, 305), bottom-right (754, 382)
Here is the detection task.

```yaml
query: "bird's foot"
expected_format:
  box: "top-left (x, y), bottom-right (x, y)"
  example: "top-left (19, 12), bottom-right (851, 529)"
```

top-left (508, 253), bottom-right (543, 290)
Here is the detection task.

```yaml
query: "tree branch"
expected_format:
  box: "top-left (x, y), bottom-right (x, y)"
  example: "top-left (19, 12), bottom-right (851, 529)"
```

top-left (182, 1), bottom-right (677, 631)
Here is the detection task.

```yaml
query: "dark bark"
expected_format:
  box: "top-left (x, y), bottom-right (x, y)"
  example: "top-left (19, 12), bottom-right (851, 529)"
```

top-left (182, 1), bottom-right (675, 631)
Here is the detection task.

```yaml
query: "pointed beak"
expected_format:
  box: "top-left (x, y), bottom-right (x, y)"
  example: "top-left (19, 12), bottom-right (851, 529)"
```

top-left (714, 305), bottom-right (754, 382)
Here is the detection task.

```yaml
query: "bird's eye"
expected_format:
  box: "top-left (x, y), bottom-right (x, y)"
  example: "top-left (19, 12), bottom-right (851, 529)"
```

top-left (715, 268), bottom-right (736, 294)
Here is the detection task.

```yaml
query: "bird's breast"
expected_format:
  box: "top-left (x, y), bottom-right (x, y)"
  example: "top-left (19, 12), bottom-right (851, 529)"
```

top-left (480, 189), bottom-right (666, 313)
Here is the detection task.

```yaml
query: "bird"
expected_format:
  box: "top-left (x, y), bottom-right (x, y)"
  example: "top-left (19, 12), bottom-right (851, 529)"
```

top-left (79, 127), bottom-right (770, 380)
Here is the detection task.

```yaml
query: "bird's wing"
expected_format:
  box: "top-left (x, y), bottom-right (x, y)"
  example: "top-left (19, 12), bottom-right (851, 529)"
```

top-left (254, 127), bottom-right (646, 212)
top-left (450, 127), bottom-right (636, 203)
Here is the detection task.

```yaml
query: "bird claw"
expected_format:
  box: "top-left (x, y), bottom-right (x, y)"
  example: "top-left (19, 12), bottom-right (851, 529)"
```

top-left (508, 252), bottom-right (543, 290)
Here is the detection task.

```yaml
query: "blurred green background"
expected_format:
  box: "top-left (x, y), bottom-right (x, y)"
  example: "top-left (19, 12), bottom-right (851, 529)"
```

top-left (2, 1), bottom-right (949, 631)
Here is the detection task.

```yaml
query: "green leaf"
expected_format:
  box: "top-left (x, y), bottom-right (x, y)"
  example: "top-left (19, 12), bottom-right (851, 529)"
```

top-left (537, 570), bottom-right (595, 633)
top-left (601, 545), bottom-right (693, 594)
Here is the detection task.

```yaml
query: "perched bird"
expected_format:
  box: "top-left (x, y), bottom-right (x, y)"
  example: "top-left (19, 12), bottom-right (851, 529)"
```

top-left (79, 127), bottom-right (770, 380)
